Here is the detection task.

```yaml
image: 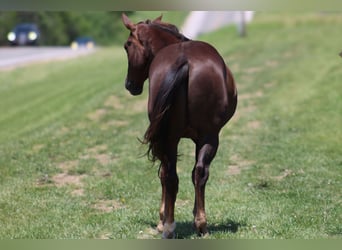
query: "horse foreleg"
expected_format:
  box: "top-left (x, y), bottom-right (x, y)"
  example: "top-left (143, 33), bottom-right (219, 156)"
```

top-left (192, 135), bottom-right (218, 236)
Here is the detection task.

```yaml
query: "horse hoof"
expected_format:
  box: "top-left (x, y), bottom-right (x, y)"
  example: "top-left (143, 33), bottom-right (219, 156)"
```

top-left (195, 227), bottom-right (209, 237)
top-left (156, 221), bottom-right (164, 233)
top-left (161, 222), bottom-right (176, 239)
top-left (198, 229), bottom-right (209, 238)
top-left (162, 231), bottom-right (176, 239)
top-left (193, 220), bottom-right (209, 237)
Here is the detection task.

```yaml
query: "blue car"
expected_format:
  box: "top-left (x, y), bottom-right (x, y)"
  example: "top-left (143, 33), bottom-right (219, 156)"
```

top-left (71, 36), bottom-right (95, 50)
top-left (7, 23), bottom-right (40, 46)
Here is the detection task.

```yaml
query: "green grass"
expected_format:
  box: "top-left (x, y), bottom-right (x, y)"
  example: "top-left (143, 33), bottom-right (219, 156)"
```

top-left (0, 12), bottom-right (341, 239)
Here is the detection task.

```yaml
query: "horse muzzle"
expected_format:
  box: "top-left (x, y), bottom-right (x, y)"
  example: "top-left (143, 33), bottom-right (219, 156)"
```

top-left (125, 80), bottom-right (143, 96)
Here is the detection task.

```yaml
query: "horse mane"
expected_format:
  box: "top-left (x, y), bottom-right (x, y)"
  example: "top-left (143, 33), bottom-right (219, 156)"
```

top-left (149, 21), bottom-right (190, 42)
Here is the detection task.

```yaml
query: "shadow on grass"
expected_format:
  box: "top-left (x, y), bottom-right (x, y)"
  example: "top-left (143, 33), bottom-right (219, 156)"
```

top-left (178, 220), bottom-right (242, 239)
top-left (148, 219), bottom-right (242, 239)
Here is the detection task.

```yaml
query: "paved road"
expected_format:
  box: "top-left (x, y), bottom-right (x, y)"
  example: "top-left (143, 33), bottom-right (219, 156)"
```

top-left (0, 46), bottom-right (95, 70)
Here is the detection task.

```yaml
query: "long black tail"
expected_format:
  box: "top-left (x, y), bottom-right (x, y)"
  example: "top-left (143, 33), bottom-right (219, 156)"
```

top-left (143, 56), bottom-right (189, 162)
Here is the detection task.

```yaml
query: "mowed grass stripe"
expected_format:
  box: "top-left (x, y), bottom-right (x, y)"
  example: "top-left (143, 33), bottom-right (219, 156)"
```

top-left (0, 48), bottom-right (125, 142)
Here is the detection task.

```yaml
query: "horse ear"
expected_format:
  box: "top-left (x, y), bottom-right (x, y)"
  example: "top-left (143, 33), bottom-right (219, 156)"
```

top-left (153, 14), bottom-right (163, 23)
top-left (122, 13), bottom-right (135, 31)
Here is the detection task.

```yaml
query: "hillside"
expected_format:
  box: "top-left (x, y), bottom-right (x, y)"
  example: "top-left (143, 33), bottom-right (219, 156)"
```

top-left (0, 12), bottom-right (341, 239)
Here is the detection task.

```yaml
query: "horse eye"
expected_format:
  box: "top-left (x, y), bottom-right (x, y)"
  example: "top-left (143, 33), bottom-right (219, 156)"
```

top-left (126, 41), bottom-right (132, 47)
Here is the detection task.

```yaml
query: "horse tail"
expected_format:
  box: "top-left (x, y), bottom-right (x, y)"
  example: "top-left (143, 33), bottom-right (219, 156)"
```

top-left (143, 55), bottom-right (189, 163)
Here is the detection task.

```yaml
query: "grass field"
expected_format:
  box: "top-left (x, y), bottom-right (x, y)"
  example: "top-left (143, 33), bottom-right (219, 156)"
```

top-left (0, 12), bottom-right (341, 239)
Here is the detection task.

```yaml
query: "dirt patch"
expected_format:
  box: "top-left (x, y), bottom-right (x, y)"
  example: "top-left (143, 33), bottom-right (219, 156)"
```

top-left (52, 145), bottom-right (114, 188)
top-left (81, 144), bottom-right (115, 165)
top-left (36, 174), bottom-right (51, 186)
top-left (106, 120), bottom-right (128, 127)
top-left (100, 120), bottom-right (129, 130)
top-left (227, 155), bottom-right (255, 176)
top-left (57, 160), bottom-right (79, 172)
top-left (239, 90), bottom-right (263, 100)
top-left (51, 159), bottom-right (85, 194)
top-left (247, 120), bottom-right (261, 129)
top-left (32, 144), bottom-right (44, 152)
top-left (273, 169), bottom-right (293, 181)
top-left (226, 165), bottom-right (243, 175)
top-left (230, 154), bottom-right (255, 166)
top-left (52, 173), bottom-right (86, 187)
top-left (87, 144), bottom-right (108, 154)
top-left (137, 227), bottom-right (160, 239)
top-left (265, 60), bottom-right (279, 67)
top-left (71, 188), bottom-right (85, 196)
top-left (230, 63), bottom-right (240, 72)
top-left (131, 98), bottom-right (148, 113)
top-left (87, 108), bottom-right (107, 122)
top-left (104, 95), bottom-right (123, 110)
top-left (230, 90), bottom-right (262, 123)
top-left (75, 122), bottom-right (87, 129)
top-left (229, 104), bottom-right (257, 124)
top-left (264, 82), bottom-right (275, 88)
top-left (97, 232), bottom-right (112, 239)
top-left (103, 120), bottom-right (128, 127)
top-left (94, 154), bottom-right (112, 165)
top-left (240, 104), bottom-right (257, 113)
top-left (244, 67), bottom-right (263, 74)
top-left (49, 145), bottom-right (114, 194)
top-left (283, 51), bottom-right (294, 58)
top-left (56, 126), bottom-right (70, 136)
top-left (175, 199), bottom-right (190, 207)
top-left (93, 199), bottom-right (125, 213)
top-left (98, 172), bottom-right (112, 178)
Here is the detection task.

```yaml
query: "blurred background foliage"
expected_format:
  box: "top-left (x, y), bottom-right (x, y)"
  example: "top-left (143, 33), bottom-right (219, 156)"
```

top-left (0, 11), bottom-right (134, 46)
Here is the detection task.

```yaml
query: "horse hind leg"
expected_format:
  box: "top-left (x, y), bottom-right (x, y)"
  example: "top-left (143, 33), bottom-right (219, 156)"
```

top-left (157, 172), bottom-right (166, 233)
top-left (192, 135), bottom-right (219, 236)
top-left (157, 151), bottom-right (179, 239)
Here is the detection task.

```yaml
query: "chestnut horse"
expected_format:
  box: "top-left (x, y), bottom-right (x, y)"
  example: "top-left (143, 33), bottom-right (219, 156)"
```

top-left (122, 13), bottom-right (237, 238)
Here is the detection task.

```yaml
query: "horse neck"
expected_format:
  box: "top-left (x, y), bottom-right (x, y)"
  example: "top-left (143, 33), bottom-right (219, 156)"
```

top-left (149, 27), bottom-right (186, 57)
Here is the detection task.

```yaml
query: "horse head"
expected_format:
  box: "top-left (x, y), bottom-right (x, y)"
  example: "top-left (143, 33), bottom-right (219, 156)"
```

top-left (122, 13), bottom-right (189, 96)
top-left (122, 13), bottom-right (162, 95)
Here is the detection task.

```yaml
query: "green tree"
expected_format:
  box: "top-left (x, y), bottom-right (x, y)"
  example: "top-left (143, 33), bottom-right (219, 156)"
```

top-left (0, 11), bottom-right (132, 46)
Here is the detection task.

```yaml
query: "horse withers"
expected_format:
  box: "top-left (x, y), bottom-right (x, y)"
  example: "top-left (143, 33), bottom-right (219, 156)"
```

top-left (122, 13), bottom-right (237, 238)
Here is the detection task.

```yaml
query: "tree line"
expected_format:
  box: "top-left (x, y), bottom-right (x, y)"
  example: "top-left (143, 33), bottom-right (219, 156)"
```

top-left (0, 12), bottom-right (133, 46)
